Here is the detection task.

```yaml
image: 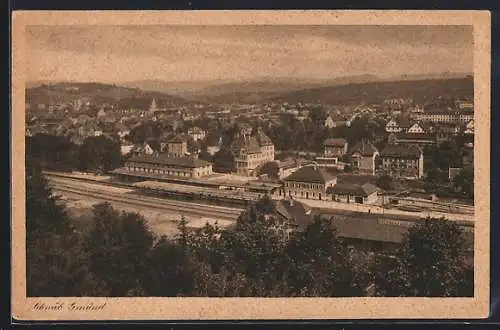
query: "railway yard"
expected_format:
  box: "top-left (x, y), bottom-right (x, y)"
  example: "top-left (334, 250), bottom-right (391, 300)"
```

top-left (46, 171), bottom-right (475, 238)
top-left (48, 175), bottom-right (242, 237)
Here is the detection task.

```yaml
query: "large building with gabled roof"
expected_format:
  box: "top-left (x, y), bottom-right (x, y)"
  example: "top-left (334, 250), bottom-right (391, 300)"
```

top-left (378, 144), bottom-right (424, 179)
top-left (349, 140), bottom-right (379, 175)
top-left (121, 153), bottom-right (213, 179)
top-left (281, 165), bottom-right (337, 200)
top-left (230, 127), bottom-right (275, 176)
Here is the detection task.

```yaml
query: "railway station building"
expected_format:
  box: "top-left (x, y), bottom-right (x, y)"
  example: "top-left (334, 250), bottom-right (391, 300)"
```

top-left (123, 154), bottom-right (213, 179)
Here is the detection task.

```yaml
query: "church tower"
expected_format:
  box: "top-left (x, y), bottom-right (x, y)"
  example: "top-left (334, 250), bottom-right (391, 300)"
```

top-left (149, 98), bottom-right (157, 115)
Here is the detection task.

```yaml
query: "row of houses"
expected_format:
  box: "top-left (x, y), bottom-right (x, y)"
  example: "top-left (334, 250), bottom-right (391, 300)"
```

top-left (314, 138), bottom-right (424, 179)
top-left (385, 117), bottom-right (474, 135)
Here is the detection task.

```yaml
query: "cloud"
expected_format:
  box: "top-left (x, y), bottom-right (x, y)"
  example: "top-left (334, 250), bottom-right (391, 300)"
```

top-left (26, 25), bottom-right (473, 82)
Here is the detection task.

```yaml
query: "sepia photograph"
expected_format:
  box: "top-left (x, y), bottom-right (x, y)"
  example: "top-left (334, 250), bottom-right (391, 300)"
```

top-left (11, 11), bottom-right (490, 320)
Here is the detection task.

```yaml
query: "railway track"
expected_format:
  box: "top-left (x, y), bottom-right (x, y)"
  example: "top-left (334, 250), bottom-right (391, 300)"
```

top-left (47, 174), bottom-right (250, 209)
top-left (50, 182), bottom-right (243, 221)
top-left (48, 177), bottom-right (244, 213)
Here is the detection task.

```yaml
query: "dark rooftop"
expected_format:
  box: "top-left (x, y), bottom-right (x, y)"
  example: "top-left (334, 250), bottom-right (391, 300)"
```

top-left (127, 154), bottom-right (211, 168)
top-left (337, 174), bottom-right (377, 185)
top-left (396, 133), bottom-right (437, 141)
top-left (274, 199), bottom-right (313, 228)
top-left (350, 140), bottom-right (379, 157)
top-left (380, 145), bottom-right (422, 158)
top-left (395, 116), bottom-right (411, 128)
top-left (255, 128), bottom-right (274, 146)
top-left (168, 135), bottom-right (187, 143)
top-left (329, 183), bottom-right (379, 197)
top-left (332, 217), bottom-right (407, 244)
top-left (324, 138), bottom-right (348, 147)
top-left (283, 166), bottom-right (337, 184)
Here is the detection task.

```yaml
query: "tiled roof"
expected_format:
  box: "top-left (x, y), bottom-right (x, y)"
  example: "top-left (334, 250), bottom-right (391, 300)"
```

top-left (337, 174), bottom-right (376, 185)
top-left (350, 140), bottom-right (378, 157)
top-left (329, 183), bottom-right (379, 197)
top-left (396, 116), bottom-right (411, 128)
top-left (230, 134), bottom-right (246, 150)
top-left (127, 154), bottom-right (211, 168)
top-left (324, 138), bottom-right (348, 147)
top-left (274, 199), bottom-right (313, 228)
top-left (158, 135), bottom-right (172, 143)
top-left (418, 121), bottom-right (434, 131)
top-left (396, 133), bottom-right (437, 141)
top-left (277, 159), bottom-right (297, 169)
top-left (332, 217), bottom-right (407, 243)
top-left (231, 134), bottom-right (264, 154)
top-left (246, 136), bottom-right (262, 154)
top-left (168, 135), bottom-right (187, 143)
top-left (380, 145), bottom-right (422, 158)
top-left (255, 129), bottom-right (274, 146)
top-left (283, 166), bottom-right (337, 184)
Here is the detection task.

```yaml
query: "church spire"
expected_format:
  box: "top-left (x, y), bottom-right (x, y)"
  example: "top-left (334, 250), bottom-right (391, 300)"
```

top-left (149, 98), bottom-right (157, 114)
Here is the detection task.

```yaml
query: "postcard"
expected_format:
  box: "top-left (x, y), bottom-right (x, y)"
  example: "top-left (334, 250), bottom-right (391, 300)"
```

top-left (12, 10), bottom-right (490, 320)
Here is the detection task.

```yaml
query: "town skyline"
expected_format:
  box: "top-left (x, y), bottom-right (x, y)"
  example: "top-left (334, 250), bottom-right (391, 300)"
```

top-left (26, 25), bottom-right (473, 84)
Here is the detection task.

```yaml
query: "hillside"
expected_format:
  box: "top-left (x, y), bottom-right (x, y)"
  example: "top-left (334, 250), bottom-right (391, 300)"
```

top-left (26, 82), bottom-right (190, 109)
top-left (266, 77), bottom-right (474, 106)
top-left (121, 80), bottom-right (219, 97)
top-left (122, 75), bottom-right (381, 103)
top-left (121, 74), bottom-right (472, 104)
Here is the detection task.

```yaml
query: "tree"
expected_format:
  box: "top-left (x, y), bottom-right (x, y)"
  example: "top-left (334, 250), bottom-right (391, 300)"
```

top-left (143, 236), bottom-right (201, 297)
top-left (217, 204), bottom-right (289, 296)
top-left (425, 168), bottom-right (449, 185)
top-left (76, 136), bottom-right (122, 172)
top-left (27, 134), bottom-right (78, 171)
top-left (254, 195), bottom-right (276, 215)
top-left (372, 217), bottom-right (472, 297)
top-left (213, 148), bottom-right (235, 173)
top-left (346, 117), bottom-right (375, 146)
top-left (176, 216), bottom-right (191, 249)
top-left (26, 154), bottom-right (104, 296)
top-left (198, 148), bottom-right (213, 163)
top-left (285, 216), bottom-right (363, 297)
top-left (376, 175), bottom-right (394, 191)
top-left (432, 140), bottom-right (462, 170)
top-left (129, 121), bottom-right (162, 143)
top-left (309, 106), bottom-right (327, 126)
top-left (453, 167), bottom-right (474, 199)
top-left (84, 202), bottom-right (155, 296)
top-left (257, 161), bottom-right (279, 179)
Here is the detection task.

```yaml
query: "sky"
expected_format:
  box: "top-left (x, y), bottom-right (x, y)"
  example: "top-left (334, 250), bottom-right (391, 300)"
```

top-left (26, 25), bottom-right (473, 83)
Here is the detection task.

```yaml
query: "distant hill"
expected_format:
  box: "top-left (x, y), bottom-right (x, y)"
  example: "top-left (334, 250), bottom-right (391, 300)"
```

top-left (121, 79), bottom-right (218, 97)
top-left (25, 82), bottom-right (190, 109)
top-left (122, 75), bottom-right (382, 103)
top-left (28, 73), bottom-right (473, 108)
top-left (121, 74), bottom-right (471, 104)
top-left (266, 77), bottom-right (474, 106)
top-left (25, 80), bottom-right (57, 89)
top-left (388, 72), bottom-right (472, 82)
